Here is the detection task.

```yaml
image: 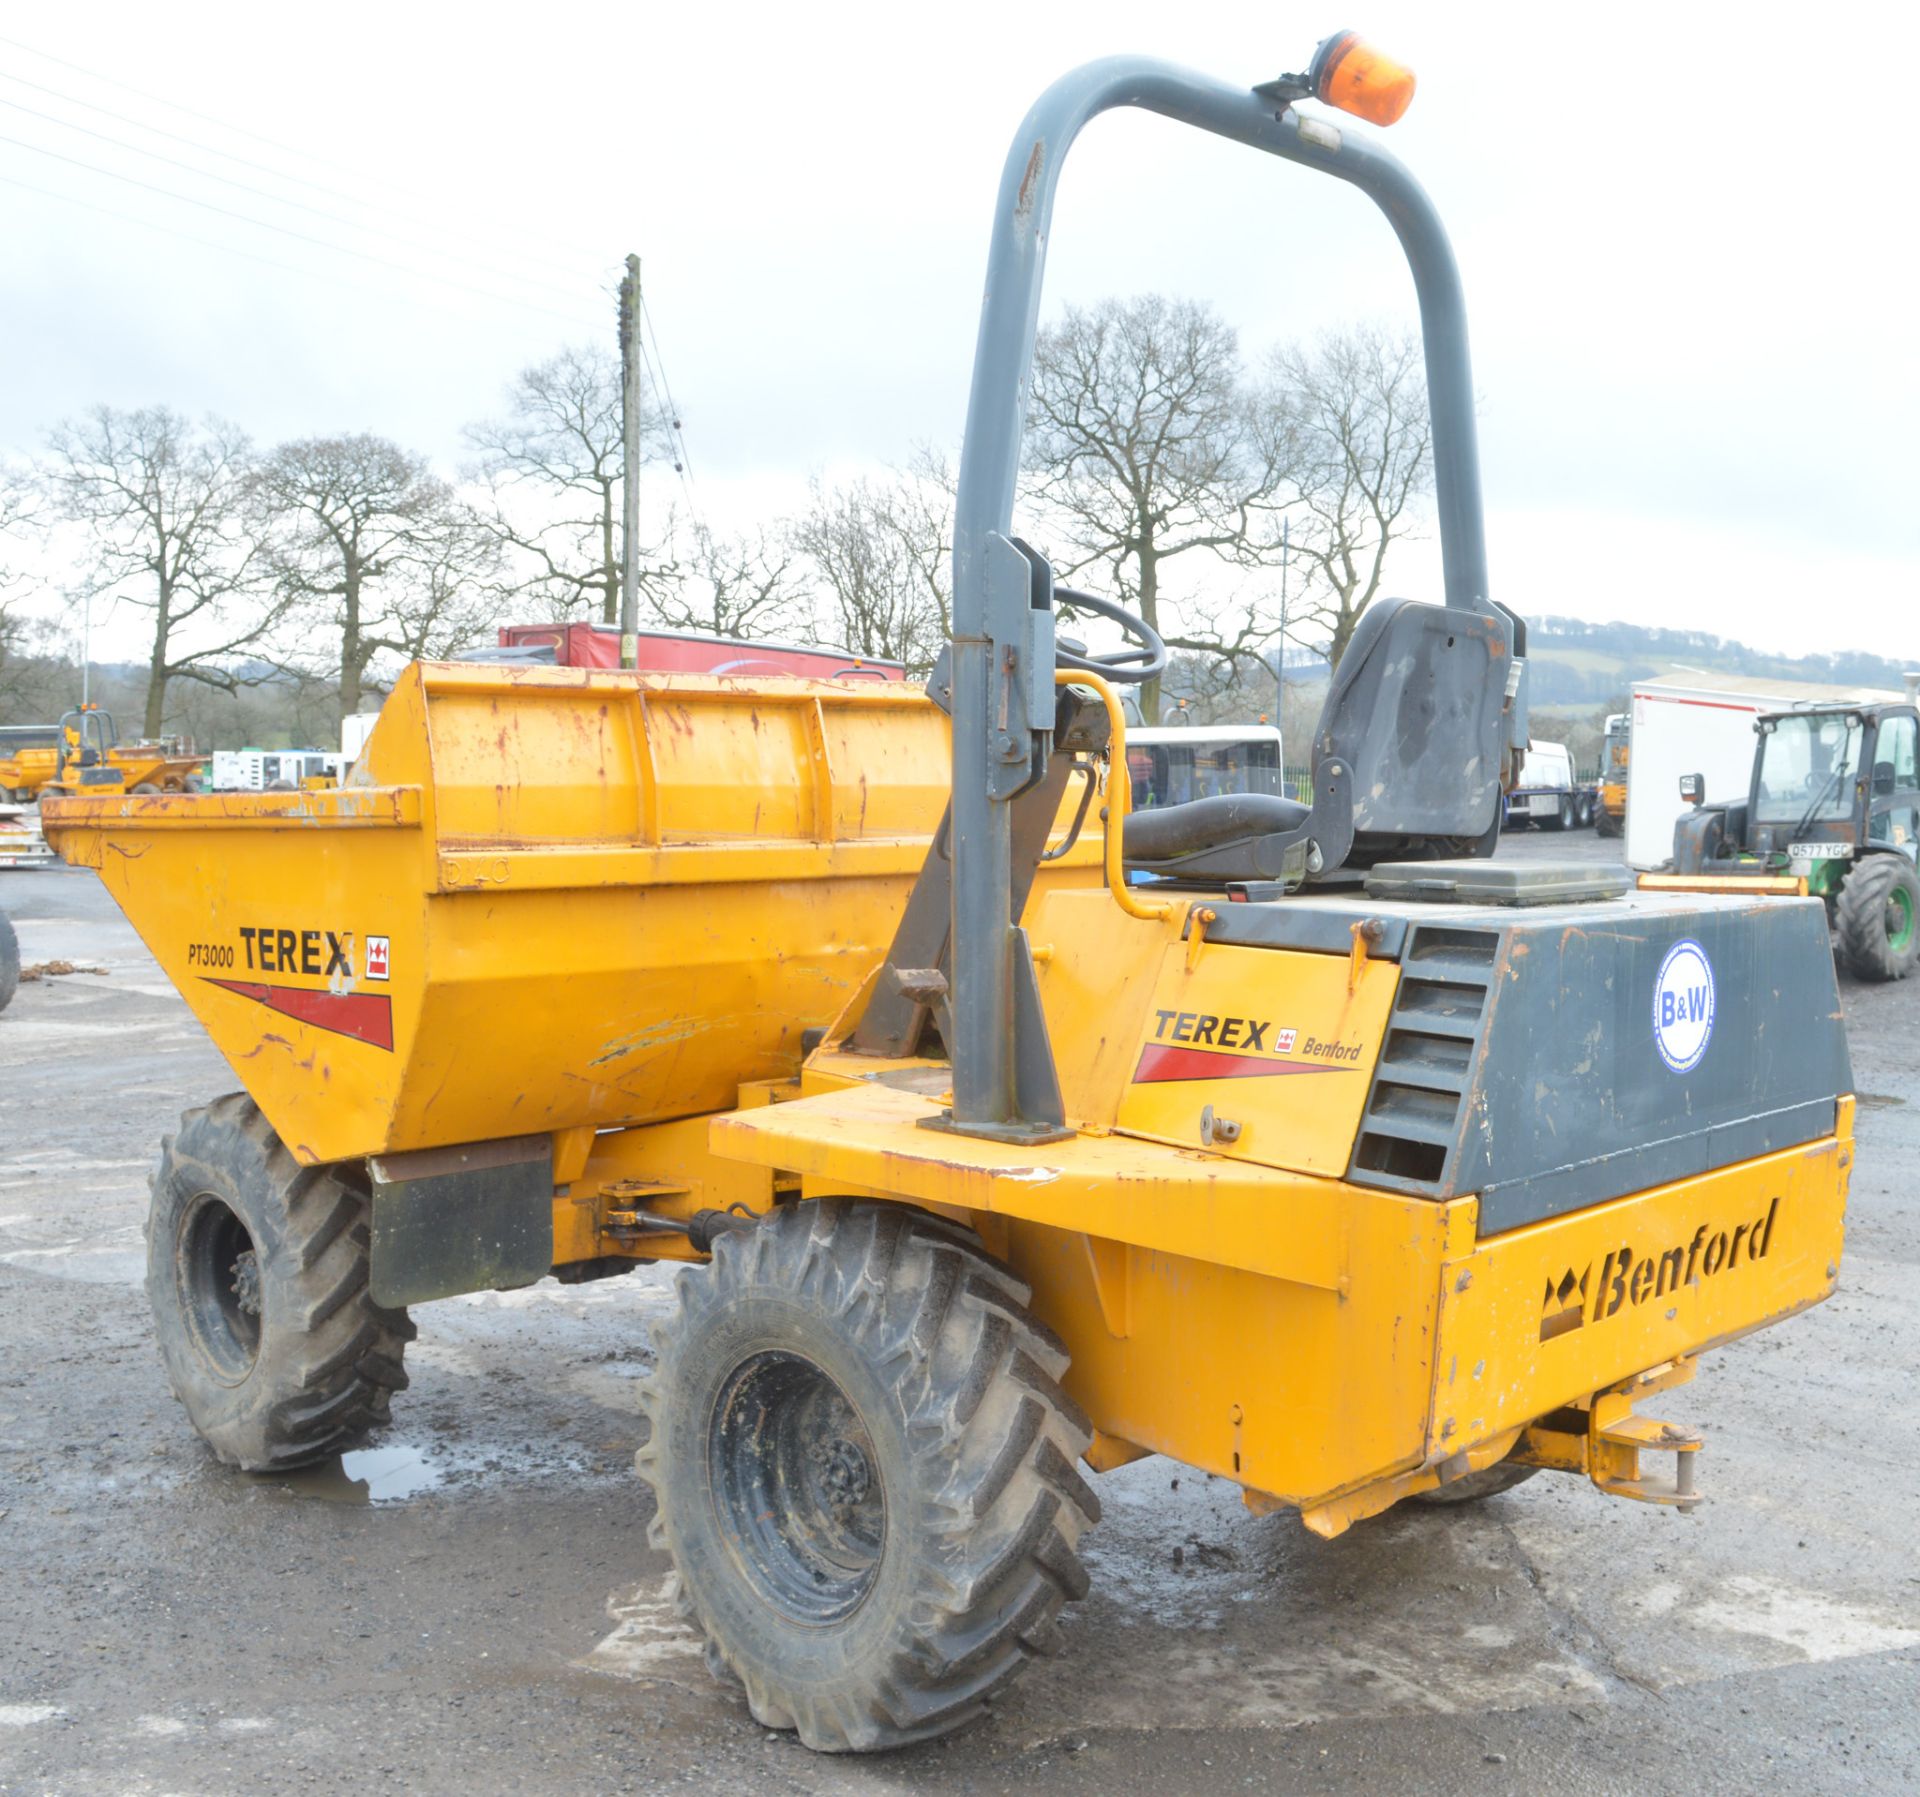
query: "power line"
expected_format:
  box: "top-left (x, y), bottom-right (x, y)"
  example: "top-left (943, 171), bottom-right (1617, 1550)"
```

top-left (0, 74), bottom-right (602, 308)
top-left (2, 34), bottom-right (716, 513)
top-left (641, 299), bottom-right (698, 486)
top-left (0, 169), bottom-right (586, 346)
top-left (633, 331), bottom-right (703, 534)
top-left (0, 29), bottom-right (611, 270)
top-left (0, 128), bottom-right (605, 332)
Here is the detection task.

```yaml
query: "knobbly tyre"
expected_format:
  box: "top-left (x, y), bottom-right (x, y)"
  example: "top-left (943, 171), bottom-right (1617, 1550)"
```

top-left (46, 32), bottom-right (1854, 1755)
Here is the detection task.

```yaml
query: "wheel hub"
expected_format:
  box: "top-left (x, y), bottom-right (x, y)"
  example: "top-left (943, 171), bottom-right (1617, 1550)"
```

top-left (177, 1193), bottom-right (263, 1383)
top-left (813, 1435), bottom-right (873, 1510)
top-left (1887, 889), bottom-right (1915, 953)
top-left (230, 1248), bottom-right (261, 1317)
top-left (709, 1350), bottom-right (886, 1624)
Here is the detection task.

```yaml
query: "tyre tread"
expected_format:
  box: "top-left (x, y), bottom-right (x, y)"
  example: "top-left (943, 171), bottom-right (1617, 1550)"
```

top-left (636, 1199), bottom-right (1098, 1752)
top-left (147, 1095), bottom-right (412, 1471)
top-left (1836, 854), bottom-right (1920, 983)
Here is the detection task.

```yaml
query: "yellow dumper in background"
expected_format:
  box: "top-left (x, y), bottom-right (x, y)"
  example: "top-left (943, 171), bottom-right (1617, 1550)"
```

top-left (1, 708), bottom-right (203, 802)
top-left (45, 32), bottom-right (1855, 1757)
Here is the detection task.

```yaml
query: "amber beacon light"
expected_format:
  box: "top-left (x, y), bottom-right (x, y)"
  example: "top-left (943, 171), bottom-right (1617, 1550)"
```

top-left (1309, 30), bottom-right (1416, 125)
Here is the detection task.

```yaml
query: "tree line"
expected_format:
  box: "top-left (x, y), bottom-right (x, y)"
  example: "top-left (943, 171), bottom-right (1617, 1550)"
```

top-left (0, 299), bottom-right (1432, 741)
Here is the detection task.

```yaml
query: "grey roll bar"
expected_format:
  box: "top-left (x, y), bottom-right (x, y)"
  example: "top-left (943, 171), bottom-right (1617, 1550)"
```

top-left (945, 54), bottom-right (1499, 1139)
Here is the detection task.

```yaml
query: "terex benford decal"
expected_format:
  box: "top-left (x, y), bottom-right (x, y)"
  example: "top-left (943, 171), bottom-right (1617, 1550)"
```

top-left (1133, 1007), bottom-right (1365, 1084)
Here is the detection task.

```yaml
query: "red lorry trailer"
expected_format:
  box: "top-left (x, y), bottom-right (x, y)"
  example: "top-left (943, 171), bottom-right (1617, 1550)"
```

top-left (496, 622), bottom-right (905, 681)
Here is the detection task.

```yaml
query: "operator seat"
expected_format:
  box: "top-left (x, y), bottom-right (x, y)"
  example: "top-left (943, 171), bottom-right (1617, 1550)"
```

top-left (1122, 596), bottom-right (1517, 882)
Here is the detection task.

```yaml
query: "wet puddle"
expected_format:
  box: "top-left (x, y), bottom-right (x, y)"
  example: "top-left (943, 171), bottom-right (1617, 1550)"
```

top-left (253, 1437), bottom-right (600, 1506)
top-left (260, 1444), bottom-right (443, 1506)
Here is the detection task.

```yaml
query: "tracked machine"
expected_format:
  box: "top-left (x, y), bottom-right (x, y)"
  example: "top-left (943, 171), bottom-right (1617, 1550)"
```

top-left (46, 33), bottom-right (1855, 1755)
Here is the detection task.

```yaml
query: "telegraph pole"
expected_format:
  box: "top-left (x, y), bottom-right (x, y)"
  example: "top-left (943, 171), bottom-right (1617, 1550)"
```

top-left (617, 253), bottom-right (642, 670)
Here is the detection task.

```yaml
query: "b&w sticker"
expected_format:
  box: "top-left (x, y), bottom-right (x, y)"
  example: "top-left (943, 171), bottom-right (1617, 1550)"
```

top-left (1653, 938), bottom-right (1715, 1074)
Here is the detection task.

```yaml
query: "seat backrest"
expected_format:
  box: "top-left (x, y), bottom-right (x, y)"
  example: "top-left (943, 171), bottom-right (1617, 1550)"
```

top-left (1312, 598), bottom-right (1512, 839)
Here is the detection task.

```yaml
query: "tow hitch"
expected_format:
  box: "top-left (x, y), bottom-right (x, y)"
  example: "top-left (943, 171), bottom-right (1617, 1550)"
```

top-left (1517, 1360), bottom-right (1705, 1513)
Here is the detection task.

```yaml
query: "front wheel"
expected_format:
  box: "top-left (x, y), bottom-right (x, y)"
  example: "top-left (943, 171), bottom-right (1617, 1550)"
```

top-left (147, 1095), bottom-right (415, 1469)
top-left (636, 1201), bottom-right (1099, 1752)
top-left (1836, 855), bottom-right (1920, 982)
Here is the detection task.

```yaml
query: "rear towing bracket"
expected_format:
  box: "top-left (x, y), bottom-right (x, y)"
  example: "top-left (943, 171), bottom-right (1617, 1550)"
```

top-left (1515, 1360), bottom-right (1704, 1513)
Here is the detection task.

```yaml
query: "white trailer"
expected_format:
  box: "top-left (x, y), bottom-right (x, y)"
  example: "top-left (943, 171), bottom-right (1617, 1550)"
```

top-left (1505, 738), bottom-right (1579, 828)
top-left (1625, 672), bottom-right (1903, 870)
top-left (0, 800), bottom-right (56, 868)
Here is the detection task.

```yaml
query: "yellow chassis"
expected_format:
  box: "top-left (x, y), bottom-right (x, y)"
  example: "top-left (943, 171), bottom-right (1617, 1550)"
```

top-left (543, 882), bottom-right (1852, 1538)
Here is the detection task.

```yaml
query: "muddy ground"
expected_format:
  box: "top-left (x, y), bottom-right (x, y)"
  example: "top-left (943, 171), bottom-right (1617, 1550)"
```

top-left (2, 836), bottom-right (1916, 1795)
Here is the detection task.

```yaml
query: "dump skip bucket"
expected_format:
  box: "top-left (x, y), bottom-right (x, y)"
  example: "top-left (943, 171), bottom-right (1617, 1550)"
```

top-left (46, 663), bottom-right (1053, 1163)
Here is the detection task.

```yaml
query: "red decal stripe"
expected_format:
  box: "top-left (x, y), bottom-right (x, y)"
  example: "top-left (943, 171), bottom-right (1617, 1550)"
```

top-left (1132, 1043), bottom-right (1344, 1083)
top-left (203, 978), bottom-right (394, 1051)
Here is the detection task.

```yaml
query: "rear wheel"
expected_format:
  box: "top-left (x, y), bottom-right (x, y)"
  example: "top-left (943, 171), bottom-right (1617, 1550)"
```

top-left (1412, 1461), bottom-right (1538, 1506)
top-left (130, 781), bottom-right (161, 795)
top-left (147, 1095), bottom-right (415, 1470)
top-left (636, 1200), bottom-right (1099, 1752)
top-left (1836, 855), bottom-right (1920, 982)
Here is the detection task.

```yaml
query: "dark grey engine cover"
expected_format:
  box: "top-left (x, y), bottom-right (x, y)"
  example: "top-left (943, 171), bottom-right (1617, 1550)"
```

top-left (1340, 890), bottom-right (1851, 1233)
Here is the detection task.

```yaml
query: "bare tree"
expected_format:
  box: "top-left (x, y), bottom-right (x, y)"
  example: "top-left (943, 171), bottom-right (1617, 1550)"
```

top-left (255, 434), bottom-right (495, 724)
top-left (0, 471), bottom-right (54, 714)
top-left (1021, 296), bottom-right (1296, 720)
top-left (790, 450), bottom-right (954, 676)
top-left (1262, 326), bottom-right (1432, 668)
top-left (649, 522), bottom-right (807, 640)
top-left (37, 407), bottom-right (278, 737)
top-left (464, 345), bottom-right (677, 624)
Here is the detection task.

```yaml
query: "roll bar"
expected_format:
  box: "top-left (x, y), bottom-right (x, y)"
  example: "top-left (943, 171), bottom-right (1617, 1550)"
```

top-left (943, 54), bottom-right (1499, 1139)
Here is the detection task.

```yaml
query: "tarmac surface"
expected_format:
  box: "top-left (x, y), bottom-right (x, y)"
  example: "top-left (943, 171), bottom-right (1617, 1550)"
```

top-left (2, 830), bottom-right (1916, 1794)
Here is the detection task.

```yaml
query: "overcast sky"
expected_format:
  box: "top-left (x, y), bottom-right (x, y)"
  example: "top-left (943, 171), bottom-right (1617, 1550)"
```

top-left (3, 1), bottom-right (1915, 663)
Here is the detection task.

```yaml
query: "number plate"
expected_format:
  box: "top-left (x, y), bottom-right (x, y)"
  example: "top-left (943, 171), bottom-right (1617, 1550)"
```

top-left (1789, 842), bottom-right (1852, 861)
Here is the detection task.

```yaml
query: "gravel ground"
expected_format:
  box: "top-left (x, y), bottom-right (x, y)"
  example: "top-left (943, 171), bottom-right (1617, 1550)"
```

top-left (2, 832), bottom-right (1915, 1795)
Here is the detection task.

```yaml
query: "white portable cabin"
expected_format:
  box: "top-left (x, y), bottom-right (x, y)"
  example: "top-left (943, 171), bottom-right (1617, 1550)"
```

top-left (1125, 723), bottom-right (1286, 808)
top-left (209, 748), bottom-right (344, 793)
top-left (340, 711), bottom-right (379, 767)
top-left (1625, 670), bottom-right (1904, 869)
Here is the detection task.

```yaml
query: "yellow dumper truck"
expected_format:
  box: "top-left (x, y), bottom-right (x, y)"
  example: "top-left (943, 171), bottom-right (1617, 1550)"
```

top-left (47, 34), bottom-right (1853, 1755)
top-left (0, 708), bottom-right (203, 802)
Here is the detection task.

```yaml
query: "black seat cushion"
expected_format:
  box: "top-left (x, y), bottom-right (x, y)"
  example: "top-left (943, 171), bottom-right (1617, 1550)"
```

top-left (1123, 792), bottom-right (1310, 862)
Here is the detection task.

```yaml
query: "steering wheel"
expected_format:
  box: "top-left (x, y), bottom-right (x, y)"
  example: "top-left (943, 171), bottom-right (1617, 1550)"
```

top-left (1050, 585), bottom-right (1168, 686)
